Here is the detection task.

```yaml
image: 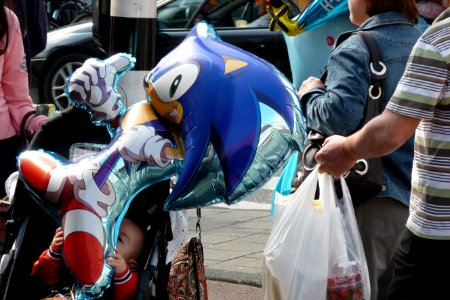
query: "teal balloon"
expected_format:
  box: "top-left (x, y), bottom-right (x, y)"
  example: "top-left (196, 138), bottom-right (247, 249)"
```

top-left (285, 14), bottom-right (356, 88)
top-left (297, 0), bottom-right (349, 31)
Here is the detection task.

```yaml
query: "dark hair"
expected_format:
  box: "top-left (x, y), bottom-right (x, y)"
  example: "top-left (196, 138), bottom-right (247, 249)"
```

top-left (367, 0), bottom-right (419, 23)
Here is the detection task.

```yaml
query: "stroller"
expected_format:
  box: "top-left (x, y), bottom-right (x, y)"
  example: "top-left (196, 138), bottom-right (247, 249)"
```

top-left (0, 173), bottom-right (173, 300)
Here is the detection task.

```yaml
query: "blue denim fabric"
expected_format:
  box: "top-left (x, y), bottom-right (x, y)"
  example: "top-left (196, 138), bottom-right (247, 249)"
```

top-left (302, 12), bottom-right (422, 206)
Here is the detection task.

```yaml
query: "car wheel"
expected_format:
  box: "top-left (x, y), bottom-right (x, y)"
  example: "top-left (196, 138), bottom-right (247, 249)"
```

top-left (43, 54), bottom-right (90, 111)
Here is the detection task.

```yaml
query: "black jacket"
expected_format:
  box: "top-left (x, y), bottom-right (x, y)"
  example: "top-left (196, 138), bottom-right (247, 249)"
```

top-left (13, 0), bottom-right (48, 75)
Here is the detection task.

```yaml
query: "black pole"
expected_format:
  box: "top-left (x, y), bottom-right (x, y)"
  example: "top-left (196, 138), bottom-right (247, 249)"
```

top-left (109, 1), bottom-right (157, 106)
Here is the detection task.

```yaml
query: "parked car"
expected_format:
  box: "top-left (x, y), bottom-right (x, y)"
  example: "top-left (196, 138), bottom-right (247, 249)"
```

top-left (31, 0), bottom-right (292, 110)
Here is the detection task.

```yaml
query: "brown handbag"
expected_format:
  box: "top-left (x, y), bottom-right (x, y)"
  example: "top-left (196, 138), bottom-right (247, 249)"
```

top-left (167, 208), bottom-right (208, 300)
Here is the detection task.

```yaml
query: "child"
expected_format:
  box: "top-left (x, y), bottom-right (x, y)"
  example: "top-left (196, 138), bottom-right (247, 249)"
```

top-left (31, 218), bottom-right (146, 300)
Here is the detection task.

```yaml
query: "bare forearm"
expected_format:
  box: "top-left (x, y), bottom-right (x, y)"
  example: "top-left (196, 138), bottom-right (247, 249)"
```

top-left (345, 110), bottom-right (412, 159)
top-left (316, 110), bottom-right (419, 177)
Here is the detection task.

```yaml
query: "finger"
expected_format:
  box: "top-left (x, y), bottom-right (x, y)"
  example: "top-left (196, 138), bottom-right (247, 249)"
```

top-left (89, 85), bottom-right (103, 105)
top-left (68, 82), bottom-right (87, 102)
top-left (70, 72), bottom-right (92, 92)
top-left (321, 138), bottom-right (330, 147)
top-left (83, 64), bottom-right (100, 85)
top-left (314, 150), bottom-right (323, 166)
top-left (82, 58), bottom-right (104, 83)
top-left (106, 257), bottom-right (117, 266)
top-left (317, 163), bottom-right (326, 174)
top-left (105, 53), bottom-right (136, 75)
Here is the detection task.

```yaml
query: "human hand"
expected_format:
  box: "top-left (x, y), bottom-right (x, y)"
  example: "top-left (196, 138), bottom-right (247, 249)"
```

top-left (298, 76), bottom-right (324, 98)
top-left (50, 227), bottom-right (64, 253)
top-left (67, 53), bottom-right (136, 122)
top-left (107, 252), bottom-right (128, 275)
top-left (315, 135), bottom-right (357, 177)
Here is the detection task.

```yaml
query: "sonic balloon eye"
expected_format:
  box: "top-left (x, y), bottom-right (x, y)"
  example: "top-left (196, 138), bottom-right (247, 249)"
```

top-left (152, 63), bottom-right (199, 102)
top-left (170, 74), bottom-right (182, 98)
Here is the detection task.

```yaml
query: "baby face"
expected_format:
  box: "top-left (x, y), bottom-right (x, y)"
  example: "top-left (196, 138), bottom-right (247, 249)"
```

top-left (115, 218), bottom-right (145, 265)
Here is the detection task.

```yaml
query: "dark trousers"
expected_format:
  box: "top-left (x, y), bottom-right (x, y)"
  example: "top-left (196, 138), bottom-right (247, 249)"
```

top-left (389, 228), bottom-right (450, 300)
top-left (0, 135), bottom-right (22, 198)
top-left (355, 196), bottom-right (408, 300)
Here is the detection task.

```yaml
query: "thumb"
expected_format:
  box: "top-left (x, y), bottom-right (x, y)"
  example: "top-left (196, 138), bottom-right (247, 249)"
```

top-left (105, 53), bottom-right (136, 76)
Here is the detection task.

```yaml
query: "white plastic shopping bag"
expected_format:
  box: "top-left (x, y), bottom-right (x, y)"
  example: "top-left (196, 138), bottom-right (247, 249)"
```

top-left (263, 168), bottom-right (370, 300)
top-left (326, 177), bottom-right (370, 300)
top-left (263, 168), bottom-right (332, 299)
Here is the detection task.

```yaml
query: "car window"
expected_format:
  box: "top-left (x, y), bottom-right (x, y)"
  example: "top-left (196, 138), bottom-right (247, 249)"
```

top-left (228, 0), bottom-right (265, 27)
top-left (157, 0), bottom-right (204, 28)
top-left (157, 0), bottom-right (270, 29)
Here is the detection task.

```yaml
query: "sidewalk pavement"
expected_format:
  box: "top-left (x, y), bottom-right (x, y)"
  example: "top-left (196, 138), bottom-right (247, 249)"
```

top-left (186, 204), bottom-right (272, 288)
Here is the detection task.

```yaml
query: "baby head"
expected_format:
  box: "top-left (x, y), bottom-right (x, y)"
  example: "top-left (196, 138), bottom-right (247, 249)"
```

top-left (115, 218), bottom-right (146, 268)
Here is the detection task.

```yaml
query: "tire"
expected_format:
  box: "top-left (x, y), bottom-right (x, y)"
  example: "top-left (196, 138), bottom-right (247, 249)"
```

top-left (42, 53), bottom-right (90, 111)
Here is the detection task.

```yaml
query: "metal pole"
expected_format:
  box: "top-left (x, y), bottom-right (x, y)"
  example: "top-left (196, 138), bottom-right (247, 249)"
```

top-left (109, 0), bottom-right (157, 106)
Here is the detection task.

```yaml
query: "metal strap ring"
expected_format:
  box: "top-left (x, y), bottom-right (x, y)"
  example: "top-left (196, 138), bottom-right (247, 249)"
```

top-left (370, 61), bottom-right (387, 77)
top-left (343, 159), bottom-right (369, 178)
top-left (301, 143), bottom-right (321, 171)
top-left (369, 85), bottom-right (382, 100)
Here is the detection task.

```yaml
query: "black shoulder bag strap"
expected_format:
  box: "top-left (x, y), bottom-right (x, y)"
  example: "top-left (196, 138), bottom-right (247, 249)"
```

top-left (355, 30), bottom-right (387, 125)
top-left (301, 30), bottom-right (387, 190)
top-left (342, 30), bottom-right (387, 202)
top-left (321, 30), bottom-right (387, 99)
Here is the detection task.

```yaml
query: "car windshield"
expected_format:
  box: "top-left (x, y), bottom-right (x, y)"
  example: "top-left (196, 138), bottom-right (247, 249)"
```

top-left (157, 0), bottom-right (270, 29)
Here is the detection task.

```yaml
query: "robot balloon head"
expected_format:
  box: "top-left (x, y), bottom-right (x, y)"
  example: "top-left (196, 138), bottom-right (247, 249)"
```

top-left (260, 0), bottom-right (311, 35)
top-left (262, 0), bottom-right (348, 36)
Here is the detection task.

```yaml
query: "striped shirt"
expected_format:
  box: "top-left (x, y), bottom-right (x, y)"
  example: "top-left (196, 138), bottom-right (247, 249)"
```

top-left (386, 17), bottom-right (450, 239)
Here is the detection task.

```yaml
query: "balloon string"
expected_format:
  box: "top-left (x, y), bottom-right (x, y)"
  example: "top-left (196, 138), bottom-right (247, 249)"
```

top-left (196, 208), bottom-right (201, 241)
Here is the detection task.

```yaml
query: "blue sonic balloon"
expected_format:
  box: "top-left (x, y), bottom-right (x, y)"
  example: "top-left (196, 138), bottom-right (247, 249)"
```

top-left (144, 22), bottom-right (306, 209)
top-left (17, 22), bottom-right (306, 298)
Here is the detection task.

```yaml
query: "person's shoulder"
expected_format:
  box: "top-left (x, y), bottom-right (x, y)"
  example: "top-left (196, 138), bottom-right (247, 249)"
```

top-left (4, 7), bottom-right (19, 28)
top-left (334, 31), bottom-right (370, 55)
top-left (433, 7), bottom-right (450, 24)
top-left (4, 7), bottom-right (21, 37)
top-left (421, 16), bottom-right (450, 44)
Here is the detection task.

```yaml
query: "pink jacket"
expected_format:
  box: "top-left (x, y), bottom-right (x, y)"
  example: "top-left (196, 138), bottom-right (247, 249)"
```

top-left (0, 7), bottom-right (47, 140)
